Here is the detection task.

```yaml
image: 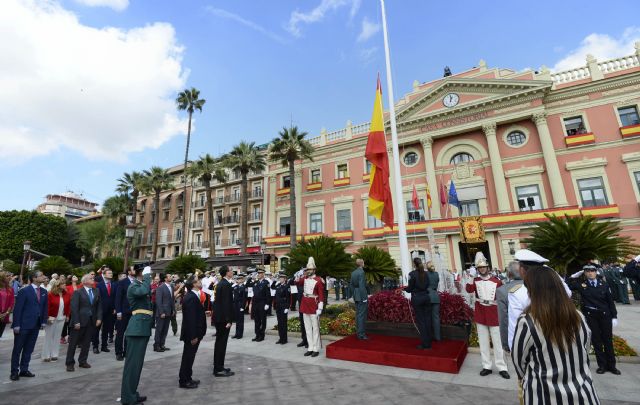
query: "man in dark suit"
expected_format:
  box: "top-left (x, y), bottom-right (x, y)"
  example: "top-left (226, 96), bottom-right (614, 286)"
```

top-left (154, 273), bottom-right (175, 352)
top-left (213, 266), bottom-right (234, 377)
top-left (178, 276), bottom-right (207, 389)
top-left (231, 273), bottom-right (247, 339)
top-left (350, 259), bottom-right (369, 340)
top-left (251, 268), bottom-right (270, 342)
top-left (93, 267), bottom-right (116, 353)
top-left (10, 271), bottom-right (48, 381)
top-left (66, 273), bottom-right (102, 371)
top-left (115, 266), bottom-right (136, 361)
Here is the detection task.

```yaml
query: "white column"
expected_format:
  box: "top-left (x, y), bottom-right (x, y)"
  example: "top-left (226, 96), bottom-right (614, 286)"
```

top-left (482, 123), bottom-right (511, 213)
top-left (420, 136), bottom-right (441, 219)
top-left (532, 112), bottom-right (569, 207)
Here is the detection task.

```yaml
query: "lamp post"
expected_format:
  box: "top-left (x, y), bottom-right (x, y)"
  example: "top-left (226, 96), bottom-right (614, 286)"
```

top-left (123, 214), bottom-right (136, 274)
top-left (19, 240), bottom-right (31, 284)
top-left (508, 240), bottom-right (516, 255)
top-left (260, 239), bottom-right (267, 270)
top-left (80, 255), bottom-right (86, 268)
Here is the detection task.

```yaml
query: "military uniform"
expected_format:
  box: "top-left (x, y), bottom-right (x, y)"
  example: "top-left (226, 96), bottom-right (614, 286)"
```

top-left (120, 273), bottom-right (152, 405)
top-left (273, 275), bottom-right (291, 344)
top-left (610, 265), bottom-right (630, 304)
top-left (232, 277), bottom-right (247, 339)
top-left (251, 274), bottom-right (270, 341)
top-left (496, 278), bottom-right (523, 351)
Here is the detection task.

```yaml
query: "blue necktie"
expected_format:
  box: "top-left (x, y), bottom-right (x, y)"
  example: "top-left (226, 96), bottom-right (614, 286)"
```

top-left (591, 281), bottom-right (596, 288)
top-left (88, 289), bottom-right (94, 304)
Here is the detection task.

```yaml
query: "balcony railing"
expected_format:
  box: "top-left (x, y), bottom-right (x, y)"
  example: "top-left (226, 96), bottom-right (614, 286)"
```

top-left (225, 194), bottom-right (241, 203)
top-left (248, 212), bottom-right (262, 221)
top-left (224, 215), bottom-right (240, 224)
top-left (213, 196), bottom-right (224, 205)
top-left (220, 239), bottom-right (240, 247)
top-left (192, 200), bottom-right (206, 209)
top-left (249, 189), bottom-right (263, 199)
top-left (190, 220), bottom-right (205, 229)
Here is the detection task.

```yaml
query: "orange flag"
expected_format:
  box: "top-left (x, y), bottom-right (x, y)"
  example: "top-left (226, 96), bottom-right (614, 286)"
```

top-left (426, 182), bottom-right (433, 209)
top-left (411, 183), bottom-right (420, 210)
top-left (365, 76), bottom-right (394, 227)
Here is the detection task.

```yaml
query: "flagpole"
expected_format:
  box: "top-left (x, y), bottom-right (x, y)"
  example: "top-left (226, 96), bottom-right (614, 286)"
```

top-left (380, 0), bottom-right (411, 284)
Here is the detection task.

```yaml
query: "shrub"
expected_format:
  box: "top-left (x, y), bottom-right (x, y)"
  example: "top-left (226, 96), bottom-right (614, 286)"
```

top-left (166, 254), bottom-right (207, 276)
top-left (352, 246), bottom-right (399, 284)
top-left (612, 335), bottom-right (636, 357)
top-left (368, 288), bottom-right (414, 323)
top-left (284, 236), bottom-right (354, 279)
top-left (468, 323), bottom-right (479, 347)
top-left (324, 302), bottom-right (354, 316)
top-left (35, 255), bottom-right (73, 276)
top-left (287, 316), bottom-right (302, 332)
top-left (439, 291), bottom-right (474, 325)
top-left (93, 257), bottom-right (125, 274)
top-left (329, 309), bottom-right (356, 336)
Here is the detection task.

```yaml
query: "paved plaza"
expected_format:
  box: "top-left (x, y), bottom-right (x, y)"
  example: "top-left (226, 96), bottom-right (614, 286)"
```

top-left (1, 302), bottom-right (639, 404)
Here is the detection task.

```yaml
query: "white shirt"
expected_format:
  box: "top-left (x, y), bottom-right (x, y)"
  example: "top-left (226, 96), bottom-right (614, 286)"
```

top-left (57, 296), bottom-right (65, 320)
top-left (165, 282), bottom-right (173, 297)
top-left (84, 286), bottom-right (94, 301)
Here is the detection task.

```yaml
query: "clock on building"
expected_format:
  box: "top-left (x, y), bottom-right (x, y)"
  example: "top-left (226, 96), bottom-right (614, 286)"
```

top-left (443, 93), bottom-right (459, 108)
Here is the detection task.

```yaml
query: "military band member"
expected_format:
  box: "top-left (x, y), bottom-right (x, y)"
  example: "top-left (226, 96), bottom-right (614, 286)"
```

top-left (232, 274), bottom-right (247, 339)
top-left (296, 257), bottom-right (325, 357)
top-left (251, 269), bottom-right (270, 342)
top-left (120, 265), bottom-right (152, 405)
top-left (273, 272), bottom-right (290, 344)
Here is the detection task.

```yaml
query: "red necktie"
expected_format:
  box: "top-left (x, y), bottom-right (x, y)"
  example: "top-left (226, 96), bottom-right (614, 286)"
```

top-left (36, 287), bottom-right (41, 303)
top-left (107, 282), bottom-right (111, 296)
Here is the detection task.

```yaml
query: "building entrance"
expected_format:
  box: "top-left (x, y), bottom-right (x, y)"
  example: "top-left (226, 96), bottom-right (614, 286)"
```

top-left (458, 241), bottom-right (492, 269)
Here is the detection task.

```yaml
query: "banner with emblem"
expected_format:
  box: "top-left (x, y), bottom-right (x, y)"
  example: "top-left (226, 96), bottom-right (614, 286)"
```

top-left (459, 216), bottom-right (485, 243)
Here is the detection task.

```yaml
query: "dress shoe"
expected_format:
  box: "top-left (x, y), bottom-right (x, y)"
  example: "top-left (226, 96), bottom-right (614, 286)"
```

top-left (153, 347), bottom-right (164, 352)
top-left (116, 355), bottom-right (125, 361)
top-left (43, 357), bottom-right (51, 362)
top-left (596, 367), bottom-right (606, 374)
top-left (297, 341), bottom-right (307, 347)
top-left (190, 379), bottom-right (200, 385)
top-left (136, 395), bottom-right (147, 403)
top-left (479, 369), bottom-right (493, 376)
top-left (161, 346), bottom-right (170, 351)
top-left (256, 337), bottom-right (264, 342)
top-left (66, 365), bottom-right (75, 372)
top-left (275, 340), bottom-right (282, 344)
top-left (609, 368), bottom-right (621, 375)
top-left (415, 344), bottom-right (432, 350)
top-left (224, 368), bottom-right (231, 373)
top-left (101, 347), bottom-right (110, 353)
top-left (499, 371), bottom-right (511, 379)
top-left (10, 373), bottom-right (19, 381)
top-left (252, 337), bottom-right (258, 341)
top-left (79, 363), bottom-right (91, 369)
top-left (19, 371), bottom-right (35, 377)
top-left (179, 381), bottom-right (198, 389)
top-left (51, 357), bottom-right (58, 361)
top-left (304, 351), bottom-right (313, 356)
top-left (280, 341), bottom-right (288, 345)
top-left (93, 347), bottom-right (100, 354)
top-left (214, 370), bottom-right (235, 377)
top-left (357, 336), bottom-right (369, 340)
top-left (108, 337), bottom-right (114, 343)
top-left (311, 352), bottom-right (319, 357)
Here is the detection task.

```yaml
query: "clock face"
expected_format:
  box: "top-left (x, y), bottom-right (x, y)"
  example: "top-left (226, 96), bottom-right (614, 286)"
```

top-left (443, 93), bottom-right (460, 108)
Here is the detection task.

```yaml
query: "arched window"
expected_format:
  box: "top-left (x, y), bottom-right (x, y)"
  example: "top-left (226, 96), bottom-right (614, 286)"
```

top-left (506, 131), bottom-right (526, 146)
top-left (450, 152), bottom-right (474, 165)
top-left (403, 151), bottom-right (418, 166)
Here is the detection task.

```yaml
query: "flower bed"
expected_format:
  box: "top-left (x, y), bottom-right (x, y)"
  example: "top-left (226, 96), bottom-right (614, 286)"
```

top-left (279, 302), bottom-right (356, 336)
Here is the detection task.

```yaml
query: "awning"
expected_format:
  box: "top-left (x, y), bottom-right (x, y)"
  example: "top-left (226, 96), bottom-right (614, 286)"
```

top-left (224, 248), bottom-right (241, 256)
top-left (247, 246), bottom-right (261, 254)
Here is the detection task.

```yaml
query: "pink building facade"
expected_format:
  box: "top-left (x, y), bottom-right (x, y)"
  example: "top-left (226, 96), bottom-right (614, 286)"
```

top-left (264, 45), bottom-right (640, 273)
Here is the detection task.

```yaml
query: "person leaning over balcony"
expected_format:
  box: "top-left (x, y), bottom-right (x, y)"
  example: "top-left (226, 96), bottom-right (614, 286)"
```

top-left (512, 265), bottom-right (600, 405)
top-left (425, 261), bottom-right (441, 341)
top-left (404, 257), bottom-right (432, 350)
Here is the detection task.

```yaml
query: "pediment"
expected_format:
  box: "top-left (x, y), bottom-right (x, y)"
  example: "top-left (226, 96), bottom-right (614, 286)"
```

top-left (395, 78), bottom-right (552, 124)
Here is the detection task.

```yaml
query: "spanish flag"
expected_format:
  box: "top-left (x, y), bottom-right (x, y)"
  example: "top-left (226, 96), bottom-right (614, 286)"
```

top-left (365, 76), bottom-right (394, 227)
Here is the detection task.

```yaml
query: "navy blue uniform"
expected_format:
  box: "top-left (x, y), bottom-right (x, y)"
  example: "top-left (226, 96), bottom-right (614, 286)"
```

top-left (251, 279), bottom-right (270, 341)
top-left (232, 283), bottom-right (247, 338)
top-left (272, 281), bottom-right (290, 343)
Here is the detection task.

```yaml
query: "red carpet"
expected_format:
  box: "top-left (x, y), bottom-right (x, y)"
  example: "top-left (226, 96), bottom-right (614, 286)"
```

top-left (326, 334), bottom-right (467, 374)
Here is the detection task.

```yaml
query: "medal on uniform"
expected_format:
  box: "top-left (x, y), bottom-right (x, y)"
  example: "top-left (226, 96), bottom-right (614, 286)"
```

top-left (581, 283), bottom-right (587, 288)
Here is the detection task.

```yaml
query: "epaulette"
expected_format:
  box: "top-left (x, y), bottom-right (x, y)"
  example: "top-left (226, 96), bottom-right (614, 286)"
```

top-left (509, 284), bottom-right (523, 294)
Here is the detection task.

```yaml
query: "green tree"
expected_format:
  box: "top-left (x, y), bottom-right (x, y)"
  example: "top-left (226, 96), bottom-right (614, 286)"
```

top-left (522, 214), bottom-right (639, 275)
top-left (269, 126), bottom-right (314, 249)
top-left (0, 210), bottom-right (68, 262)
top-left (352, 246), bottom-right (399, 284)
top-left (176, 87), bottom-right (206, 254)
top-left (0, 259), bottom-right (21, 275)
top-left (102, 194), bottom-right (131, 226)
top-left (36, 255), bottom-right (73, 276)
top-left (63, 222), bottom-right (84, 266)
top-left (93, 257), bottom-right (125, 275)
top-left (186, 154), bottom-right (228, 257)
top-left (142, 166), bottom-right (174, 262)
top-left (116, 171), bottom-right (146, 224)
top-left (76, 218), bottom-right (108, 260)
top-left (166, 254), bottom-right (207, 276)
top-left (284, 236), bottom-right (354, 279)
top-left (224, 142), bottom-right (266, 255)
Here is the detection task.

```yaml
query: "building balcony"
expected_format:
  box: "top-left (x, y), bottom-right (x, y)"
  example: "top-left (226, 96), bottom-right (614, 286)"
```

top-left (333, 177), bottom-right (350, 187)
top-left (332, 230), bottom-right (353, 240)
top-left (248, 212), bottom-right (262, 222)
top-left (224, 215), bottom-right (240, 225)
top-left (190, 220), bottom-right (205, 229)
top-left (363, 227), bottom-right (385, 239)
top-left (276, 187), bottom-right (290, 197)
top-left (362, 173), bottom-right (371, 182)
top-left (564, 132), bottom-right (595, 147)
top-left (192, 200), bottom-right (206, 210)
top-left (249, 190), bottom-right (263, 200)
top-left (224, 194), bottom-right (241, 204)
top-left (213, 196), bottom-right (225, 206)
top-left (306, 182), bottom-right (322, 192)
top-left (620, 123), bottom-right (640, 139)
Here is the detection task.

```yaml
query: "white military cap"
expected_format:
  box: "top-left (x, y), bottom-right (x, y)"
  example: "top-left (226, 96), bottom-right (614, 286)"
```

top-left (514, 249), bottom-right (548, 264)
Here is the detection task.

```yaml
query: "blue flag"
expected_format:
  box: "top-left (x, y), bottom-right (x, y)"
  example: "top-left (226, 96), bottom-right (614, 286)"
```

top-left (448, 180), bottom-right (461, 209)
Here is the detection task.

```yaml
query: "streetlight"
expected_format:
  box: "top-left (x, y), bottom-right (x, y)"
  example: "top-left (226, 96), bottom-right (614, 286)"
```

top-left (80, 255), bottom-right (86, 268)
top-left (19, 240), bottom-right (31, 284)
top-left (260, 239), bottom-right (267, 270)
top-left (508, 240), bottom-right (516, 255)
top-left (123, 214), bottom-right (136, 274)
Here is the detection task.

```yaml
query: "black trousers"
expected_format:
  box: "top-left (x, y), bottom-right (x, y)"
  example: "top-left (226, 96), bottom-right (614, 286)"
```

top-left (276, 308), bottom-right (288, 343)
top-left (213, 322), bottom-right (230, 373)
top-left (61, 320), bottom-right (69, 338)
top-left (233, 305), bottom-right (244, 338)
top-left (66, 323), bottom-right (95, 365)
top-left (0, 322), bottom-right (5, 338)
top-left (92, 312), bottom-right (115, 349)
top-left (115, 313), bottom-right (131, 356)
top-left (253, 303), bottom-right (267, 339)
top-left (413, 302), bottom-right (433, 347)
top-left (179, 339), bottom-right (200, 384)
top-left (298, 306), bottom-right (307, 344)
top-left (585, 309), bottom-right (616, 369)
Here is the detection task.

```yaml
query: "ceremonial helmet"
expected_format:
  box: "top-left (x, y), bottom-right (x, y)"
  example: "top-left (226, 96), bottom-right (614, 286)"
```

top-left (474, 251), bottom-right (489, 268)
top-left (306, 257), bottom-right (317, 269)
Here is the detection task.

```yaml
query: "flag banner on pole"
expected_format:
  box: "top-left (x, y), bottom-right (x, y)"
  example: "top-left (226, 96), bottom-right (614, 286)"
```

top-left (448, 180), bottom-right (461, 210)
top-left (439, 180), bottom-right (447, 207)
top-left (365, 75), bottom-right (394, 227)
top-left (411, 183), bottom-right (420, 210)
top-left (426, 182), bottom-right (433, 209)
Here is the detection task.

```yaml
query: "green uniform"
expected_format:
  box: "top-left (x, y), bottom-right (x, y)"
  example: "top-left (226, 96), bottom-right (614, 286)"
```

top-left (120, 274), bottom-right (153, 405)
top-left (610, 266), bottom-right (630, 304)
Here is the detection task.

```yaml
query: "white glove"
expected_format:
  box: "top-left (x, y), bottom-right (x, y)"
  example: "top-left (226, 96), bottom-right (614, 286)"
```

top-left (264, 304), bottom-right (269, 310)
top-left (612, 318), bottom-right (618, 328)
top-left (316, 309), bottom-right (322, 316)
top-left (362, 300), bottom-right (367, 303)
top-left (142, 266), bottom-right (152, 275)
top-left (635, 255), bottom-right (640, 262)
top-left (240, 308), bottom-right (244, 312)
top-left (284, 309), bottom-right (289, 314)
top-left (570, 270), bottom-right (584, 279)
top-left (318, 302), bottom-right (324, 311)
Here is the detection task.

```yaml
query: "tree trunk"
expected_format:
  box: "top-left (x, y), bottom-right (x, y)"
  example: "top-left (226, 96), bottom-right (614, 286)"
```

top-left (152, 191), bottom-right (160, 262)
top-left (181, 110), bottom-right (193, 255)
top-left (205, 177), bottom-right (215, 258)
top-left (240, 173), bottom-right (248, 255)
top-left (289, 159), bottom-right (297, 248)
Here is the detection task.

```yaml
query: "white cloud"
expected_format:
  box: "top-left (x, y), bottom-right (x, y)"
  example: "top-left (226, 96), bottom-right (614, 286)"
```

top-left (359, 46), bottom-right (378, 65)
top-left (286, 0), bottom-right (361, 37)
top-left (552, 27), bottom-right (640, 72)
top-left (357, 17), bottom-right (380, 42)
top-left (0, 0), bottom-right (188, 165)
top-left (74, 0), bottom-right (129, 11)
top-left (205, 7), bottom-right (287, 44)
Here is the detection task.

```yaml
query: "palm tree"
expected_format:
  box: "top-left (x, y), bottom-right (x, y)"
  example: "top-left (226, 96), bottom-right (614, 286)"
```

top-left (142, 166), bottom-right (173, 261)
top-left (269, 126), bottom-right (314, 248)
top-left (116, 171), bottom-right (146, 224)
top-left (223, 142), bottom-right (266, 255)
top-left (102, 194), bottom-right (131, 226)
top-left (186, 154), bottom-right (228, 257)
top-left (522, 214), bottom-right (639, 275)
top-left (176, 87), bottom-right (206, 253)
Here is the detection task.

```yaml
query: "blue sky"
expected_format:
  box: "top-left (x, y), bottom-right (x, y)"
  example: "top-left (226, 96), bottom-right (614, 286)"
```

top-left (1, 0), bottom-right (639, 210)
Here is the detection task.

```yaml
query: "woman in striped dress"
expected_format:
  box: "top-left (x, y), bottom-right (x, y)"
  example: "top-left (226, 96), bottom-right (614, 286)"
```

top-left (512, 266), bottom-right (600, 405)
